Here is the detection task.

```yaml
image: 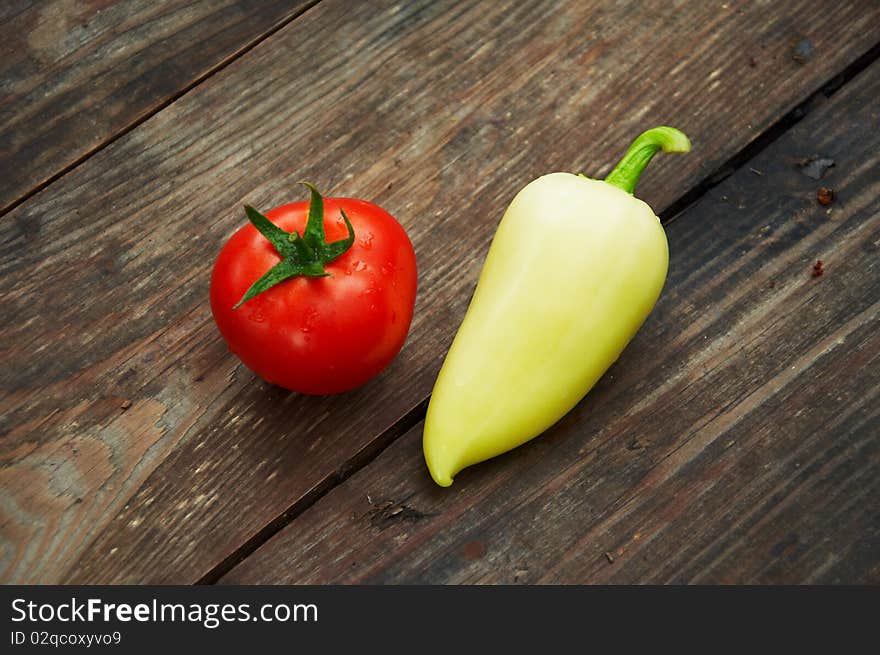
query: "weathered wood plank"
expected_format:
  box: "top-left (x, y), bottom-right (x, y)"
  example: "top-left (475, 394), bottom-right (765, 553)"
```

top-left (0, 0), bottom-right (313, 213)
top-left (1, 0), bottom-right (878, 584)
top-left (222, 58), bottom-right (880, 585)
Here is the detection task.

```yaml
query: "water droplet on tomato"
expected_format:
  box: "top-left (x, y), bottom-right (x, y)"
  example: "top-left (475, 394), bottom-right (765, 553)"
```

top-left (351, 260), bottom-right (368, 273)
top-left (359, 233), bottom-right (374, 249)
top-left (299, 306), bottom-right (319, 333)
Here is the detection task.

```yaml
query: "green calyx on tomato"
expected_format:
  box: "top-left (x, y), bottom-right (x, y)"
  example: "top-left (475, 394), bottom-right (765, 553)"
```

top-left (234, 182), bottom-right (355, 308)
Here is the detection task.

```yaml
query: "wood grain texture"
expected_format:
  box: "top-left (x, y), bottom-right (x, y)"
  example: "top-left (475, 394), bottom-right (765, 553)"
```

top-left (2, 0), bottom-right (878, 584)
top-left (0, 0), bottom-right (312, 213)
top-left (223, 60), bottom-right (880, 584)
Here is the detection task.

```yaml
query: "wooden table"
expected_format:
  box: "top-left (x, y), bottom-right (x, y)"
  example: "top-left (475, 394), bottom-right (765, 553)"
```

top-left (2, 0), bottom-right (879, 585)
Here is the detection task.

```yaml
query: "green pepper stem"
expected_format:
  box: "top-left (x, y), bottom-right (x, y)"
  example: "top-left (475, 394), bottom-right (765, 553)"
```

top-left (604, 126), bottom-right (691, 194)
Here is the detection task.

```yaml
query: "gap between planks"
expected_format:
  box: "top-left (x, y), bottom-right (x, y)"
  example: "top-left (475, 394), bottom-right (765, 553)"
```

top-left (0, 0), bottom-right (323, 219)
top-left (197, 38), bottom-right (880, 585)
top-left (659, 40), bottom-right (880, 225)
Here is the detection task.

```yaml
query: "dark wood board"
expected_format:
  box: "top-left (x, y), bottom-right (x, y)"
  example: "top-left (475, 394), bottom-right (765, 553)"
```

top-left (0, 0), bottom-right (313, 214)
top-left (222, 59), bottom-right (880, 584)
top-left (1, 0), bottom-right (878, 584)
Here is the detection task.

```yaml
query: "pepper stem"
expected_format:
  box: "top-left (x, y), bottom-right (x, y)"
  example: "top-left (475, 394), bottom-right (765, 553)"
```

top-left (604, 126), bottom-right (691, 194)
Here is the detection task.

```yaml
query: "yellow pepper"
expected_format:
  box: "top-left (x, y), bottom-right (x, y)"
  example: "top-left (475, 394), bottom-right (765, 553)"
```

top-left (423, 126), bottom-right (691, 486)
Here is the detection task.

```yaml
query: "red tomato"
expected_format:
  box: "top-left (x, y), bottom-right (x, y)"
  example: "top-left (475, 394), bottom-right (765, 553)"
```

top-left (210, 194), bottom-right (417, 394)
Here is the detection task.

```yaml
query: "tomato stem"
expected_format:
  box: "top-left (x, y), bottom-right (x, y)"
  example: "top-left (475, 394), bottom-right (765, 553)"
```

top-left (604, 126), bottom-right (691, 194)
top-left (233, 183), bottom-right (355, 309)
